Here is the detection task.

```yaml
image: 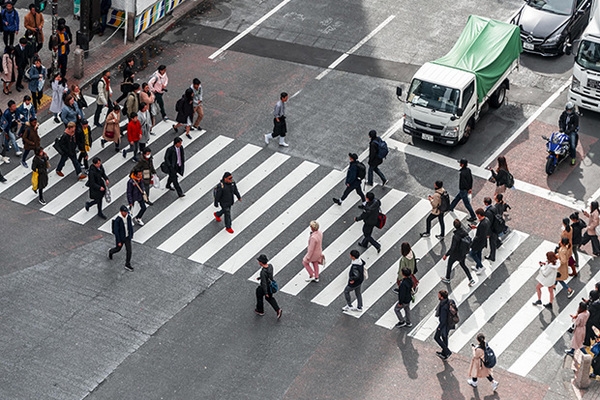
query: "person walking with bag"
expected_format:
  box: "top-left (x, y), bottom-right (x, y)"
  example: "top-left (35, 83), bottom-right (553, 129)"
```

top-left (109, 205), bottom-right (134, 272)
top-left (123, 113), bottom-right (141, 162)
top-left (342, 249), bottom-right (365, 312)
top-left (570, 212), bottom-right (586, 271)
top-left (354, 191), bottom-right (381, 253)
top-left (395, 268), bottom-right (413, 328)
top-left (366, 129), bottom-right (388, 187)
top-left (303, 220), bottom-right (324, 282)
top-left (566, 302), bottom-right (589, 356)
top-left (213, 171), bottom-right (241, 234)
top-left (116, 57), bottom-right (135, 104)
top-left (264, 92), bottom-right (289, 147)
top-left (31, 146), bottom-right (48, 205)
top-left (93, 70), bottom-right (112, 128)
top-left (126, 169), bottom-right (147, 226)
top-left (172, 88), bottom-right (194, 140)
top-left (148, 65), bottom-right (168, 121)
top-left (469, 208), bottom-right (490, 275)
top-left (434, 289), bottom-right (452, 360)
top-left (100, 104), bottom-right (121, 152)
top-left (467, 333), bottom-right (499, 392)
top-left (27, 57), bottom-right (45, 111)
top-left (20, 116), bottom-right (39, 168)
top-left (135, 148), bottom-right (156, 205)
top-left (449, 158), bottom-right (477, 222)
top-left (488, 156), bottom-right (511, 195)
top-left (533, 252), bottom-right (560, 308)
top-left (164, 136), bottom-right (185, 197)
top-left (84, 157), bottom-right (109, 220)
top-left (333, 153), bottom-right (366, 206)
top-left (394, 242), bottom-right (417, 294)
top-left (140, 83), bottom-right (156, 129)
top-left (50, 73), bottom-right (68, 123)
top-left (137, 102), bottom-right (151, 153)
top-left (55, 122), bottom-right (86, 180)
top-left (420, 180), bottom-right (447, 239)
top-left (483, 197), bottom-right (500, 262)
top-left (190, 78), bottom-right (204, 130)
top-left (76, 119), bottom-right (92, 173)
top-left (255, 254), bottom-right (282, 319)
top-left (442, 219), bottom-right (475, 286)
top-left (556, 237), bottom-right (575, 299)
top-left (582, 201), bottom-right (600, 256)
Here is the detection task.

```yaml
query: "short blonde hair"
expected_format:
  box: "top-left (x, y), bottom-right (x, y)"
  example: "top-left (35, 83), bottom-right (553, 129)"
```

top-left (309, 221), bottom-right (319, 231)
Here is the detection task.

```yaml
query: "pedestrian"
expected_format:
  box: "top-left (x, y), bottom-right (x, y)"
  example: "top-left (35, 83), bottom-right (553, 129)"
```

top-left (559, 102), bottom-right (579, 165)
top-left (27, 57), bottom-right (45, 110)
top-left (109, 205), bottom-right (134, 272)
top-left (70, 84), bottom-right (87, 110)
top-left (469, 208), bottom-right (490, 275)
top-left (483, 197), bottom-right (499, 262)
top-left (31, 146), bottom-right (48, 205)
top-left (213, 171), bottom-right (241, 234)
top-left (148, 65), bottom-right (168, 121)
top-left (172, 88), bottom-right (194, 139)
top-left (394, 242), bottom-right (417, 294)
top-left (56, 18), bottom-right (73, 46)
top-left (395, 267), bottom-right (413, 328)
top-left (264, 92), bottom-right (289, 147)
top-left (566, 302), bottom-right (589, 356)
top-left (137, 102), bottom-right (151, 153)
top-left (100, 104), bottom-right (121, 152)
top-left (354, 191), bottom-right (381, 253)
top-left (442, 219), bottom-right (475, 286)
top-left (99, 0), bottom-right (112, 36)
top-left (60, 93), bottom-right (84, 126)
top-left (493, 192), bottom-right (511, 222)
top-left (76, 119), bottom-right (91, 173)
top-left (84, 156), bottom-right (109, 219)
top-left (20, 116), bottom-right (38, 167)
top-left (134, 147), bottom-right (155, 205)
top-left (570, 211), bottom-right (586, 271)
top-left (556, 237), bottom-right (575, 299)
top-left (94, 70), bottom-right (112, 128)
top-left (164, 136), bottom-right (185, 197)
top-left (123, 82), bottom-right (140, 118)
top-left (17, 94), bottom-right (36, 135)
top-left (585, 291), bottom-right (600, 346)
top-left (488, 156), bottom-right (510, 195)
top-left (303, 220), bottom-right (324, 282)
top-left (366, 129), bottom-right (388, 187)
top-left (333, 153), bottom-right (366, 206)
top-left (2, 45), bottom-right (16, 94)
top-left (560, 217), bottom-right (576, 276)
top-left (434, 289), bottom-right (452, 360)
top-left (50, 73), bottom-right (68, 123)
top-left (255, 254), bottom-right (282, 319)
top-left (467, 333), bottom-right (499, 392)
top-left (1, 2), bottom-right (18, 47)
top-left (24, 3), bottom-right (44, 52)
top-left (341, 249), bottom-right (365, 312)
top-left (449, 158), bottom-right (477, 222)
top-left (581, 201), bottom-right (600, 256)
top-left (140, 82), bottom-right (155, 129)
top-left (420, 180), bottom-right (447, 239)
top-left (116, 57), bottom-right (135, 104)
top-left (2, 99), bottom-right (21, 157)
top-left (55, 24), bottom-right (70, 78)
top-left (123, 113), bottom-right (141, 162)
top-left (532, 251), bottom-right (560, 308)
top-left (126, 169), bottom-right (147, 226)
top-left (14, 37), bottom-right (29, 92)
top-left (190, 78), bottom-right (203, 130)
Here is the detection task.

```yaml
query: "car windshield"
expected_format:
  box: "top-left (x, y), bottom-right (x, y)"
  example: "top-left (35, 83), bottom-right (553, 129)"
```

top-left (576, 40), bottom-right (600, 72)
top-left (527, 0), bottom-right (573, 16)
top-left (406, 79), bottom-right (460, 114)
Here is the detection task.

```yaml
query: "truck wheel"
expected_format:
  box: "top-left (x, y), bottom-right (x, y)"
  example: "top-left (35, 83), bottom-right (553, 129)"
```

top-left (545, 156), bottom-right (556, 175)
top-left (489, 86), bottom-right (506, 108)
top-left (458, 119), bottom-right (474, 144)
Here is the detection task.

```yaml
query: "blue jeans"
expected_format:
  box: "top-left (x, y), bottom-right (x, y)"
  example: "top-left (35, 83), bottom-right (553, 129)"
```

top-left (3, 131), bottom-right (20, 154)
top-left (216, 206), bottom-right (232, 228)
top-left (470, 248), bottom-right (483, 270)
top-left (434, 327), bottom-right (450, 356)
top-left (569, 131), bottom-right (578, 159)
top-left (367, 165), bottom-right (386, 185)
top-left (555, 280), bottom-right (569, 291)
top-left (449, 190), bottom-right (475, 219)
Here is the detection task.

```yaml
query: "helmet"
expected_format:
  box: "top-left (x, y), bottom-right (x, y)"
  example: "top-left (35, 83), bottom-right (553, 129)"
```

top-left (565, 102), bottom-right (575, 111)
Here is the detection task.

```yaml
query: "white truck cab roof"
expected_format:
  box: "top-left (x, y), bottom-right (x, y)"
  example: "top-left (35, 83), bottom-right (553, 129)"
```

top-left (413, 62), bottom-right (474, 90)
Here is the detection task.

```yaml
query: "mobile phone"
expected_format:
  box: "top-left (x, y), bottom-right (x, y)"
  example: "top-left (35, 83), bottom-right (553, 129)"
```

top-left (471, 343), bottom-right (475, 347)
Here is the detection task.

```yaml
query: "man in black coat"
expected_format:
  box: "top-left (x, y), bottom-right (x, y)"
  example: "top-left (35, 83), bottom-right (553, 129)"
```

top-left (558, 101), bottom-right (579, 165)
top-left (55, 122), bottom-right (86, 180)
top-left (366, 129), bottom-right (387, 187)
top-left (84, 157), bottom-right (109, 219)
top-left (442, 219), bottom-right (474, 285)
top-left (213, 171), bottom-right (242, 234)
top-left (333, 153), bottom-right (366, 206)
top-left (255, 254), bottom-right (282, 318)
top-left (164, 137), bottom-right (185, 197)
top-left (434, 289), bottom-right (452, 359)
top-left (394, 267), bottom-right (413, 328)
top-left (449, 158), bottom-right (476, 222)
top-left (469, 208), bottom-right (490, 275)
top-left (109, 205), bottom-right (134, 272)
top-left (14, 37), bottom-right (31, 92)
top-left (483, 197), bottom-right (500, 262)
top-left (355, 191), bottom-right (381, 253)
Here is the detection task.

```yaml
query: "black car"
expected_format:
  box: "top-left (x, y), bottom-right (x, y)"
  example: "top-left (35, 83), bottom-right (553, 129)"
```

top-left (512, 0), bottom-right (591, 56)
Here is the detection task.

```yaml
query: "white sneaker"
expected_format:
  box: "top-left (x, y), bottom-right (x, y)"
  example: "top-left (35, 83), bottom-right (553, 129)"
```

top-left (467, 379), bottom-right (477, 388)
top-left (350, 307), bottom-right (362, 312)
top-left (314, 278), bottom-right (319, 282)
top-left (305, 277), bottom-right (315, 282)
top-left (279, 141), bottom-right (289, 147)
top-left (135, 218), bottom-right (145, 226)
top-left (15, 151), bottom-right (22, 156)
top-left (264, 133), bottom-right (271, 144)
top-left (2, 156), bottom-right (10, 163)
top-left (491, 381), bottom-right (499, 391)
top-left (475, 268), bottom-right (483, 275)
top-left (342, 305), bottom-right (351, 311)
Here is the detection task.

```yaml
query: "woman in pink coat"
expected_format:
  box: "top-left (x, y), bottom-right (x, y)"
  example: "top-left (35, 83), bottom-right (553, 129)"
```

top-left (566, 302), bottom-right (590, 356)
top-left (303, 220), bottom-right (324, 282)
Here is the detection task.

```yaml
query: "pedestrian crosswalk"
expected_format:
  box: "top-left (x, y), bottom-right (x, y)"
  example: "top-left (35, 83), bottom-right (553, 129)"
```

top-left (2, 111), bottom-right (597, 379)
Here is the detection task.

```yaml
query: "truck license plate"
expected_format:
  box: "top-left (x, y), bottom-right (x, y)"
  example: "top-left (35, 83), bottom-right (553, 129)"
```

top-left (422, 133), bottom-right (434, 142)
top-left (523, 42), bottom-right (534, 50)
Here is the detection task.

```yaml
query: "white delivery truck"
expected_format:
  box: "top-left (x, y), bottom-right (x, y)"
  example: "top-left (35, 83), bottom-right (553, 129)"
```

top-left (568, 0), bottom-right (600, 112)
top-left (397, 15), bottom-right (522, 145)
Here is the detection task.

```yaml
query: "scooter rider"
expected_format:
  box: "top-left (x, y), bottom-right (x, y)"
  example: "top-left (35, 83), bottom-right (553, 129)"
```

top-left (558, 102), bottom-right (579, 166)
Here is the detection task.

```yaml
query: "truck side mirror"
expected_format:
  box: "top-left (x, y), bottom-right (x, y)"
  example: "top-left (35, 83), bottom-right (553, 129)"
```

top-left (456, 107), bottom-right (464, 117)
top-left (396, 86), bottom-right (403, 101)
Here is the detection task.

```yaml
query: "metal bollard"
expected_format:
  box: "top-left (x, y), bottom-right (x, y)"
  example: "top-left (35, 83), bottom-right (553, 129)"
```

top-left (574, 351), bottom-right (592, 389)
top-left (73, 47), bottom-right (85, 79)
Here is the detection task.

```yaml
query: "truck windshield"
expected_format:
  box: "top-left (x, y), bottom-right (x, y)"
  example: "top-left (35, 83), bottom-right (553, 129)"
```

top-left (406, 79), bottom-right (460, 114)
top-left (576, 40), bottom-right (600, 72)
top-left (527, 0), bottom-right (572, 16)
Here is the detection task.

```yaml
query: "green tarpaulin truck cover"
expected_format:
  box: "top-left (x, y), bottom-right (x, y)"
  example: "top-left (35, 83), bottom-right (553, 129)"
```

top-left (432, 15), bottom-right (522, 101)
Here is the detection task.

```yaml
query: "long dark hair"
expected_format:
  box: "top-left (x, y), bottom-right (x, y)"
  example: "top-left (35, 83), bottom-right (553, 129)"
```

top-left (563, 217), bottom-right (571, 233)
top-left (592, 201), bottom-right (599, 214)
top-left (476, 333), bottom-right (486, 348)
top-left (496, 156), bottom-right (509, 172)
top-left (401, 242), bottom-right (411, 257)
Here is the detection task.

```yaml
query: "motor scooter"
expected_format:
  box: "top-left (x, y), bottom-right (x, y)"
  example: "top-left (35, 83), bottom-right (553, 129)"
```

top-left (542, 131), bottom-right (570, 175)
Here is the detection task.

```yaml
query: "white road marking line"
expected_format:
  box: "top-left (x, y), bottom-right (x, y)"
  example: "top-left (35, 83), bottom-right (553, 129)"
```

top-left (189, 161), bottom-right (319, 264)
top-left (218, 169), bottom-right (343, 274)
top-left (448, 241), bottom-right (553, 352)
top-left (315, 15), bottom-right (395, 80)
top-left (208, 0), bottom-right (294, 60)
top-left (157, 152), bottom-right (290, 254)
top-left (409, 231), bottom-right (529, 341)
top-left (508, 255), bottom-right (597, 377)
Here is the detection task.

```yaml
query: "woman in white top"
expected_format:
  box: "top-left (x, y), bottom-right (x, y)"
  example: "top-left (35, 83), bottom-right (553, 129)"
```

top-left (532, 251), bottom-right (559, 309)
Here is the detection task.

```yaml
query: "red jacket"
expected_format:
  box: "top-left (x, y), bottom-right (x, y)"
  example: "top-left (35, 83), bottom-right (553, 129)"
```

top-left (126, 119), bottom-right (142, 143)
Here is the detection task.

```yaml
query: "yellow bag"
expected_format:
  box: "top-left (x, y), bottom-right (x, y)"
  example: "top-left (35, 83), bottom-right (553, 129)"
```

top-left (31, 171), bottom-right (39, 192)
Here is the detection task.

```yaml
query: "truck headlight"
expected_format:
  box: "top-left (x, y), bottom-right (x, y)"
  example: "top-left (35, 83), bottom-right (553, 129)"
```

top-left (442, 126), bottom-right (459, 137)
top-left (571, 76), bottom-right (580, 91)
top-left (403, 114), bottom-right (415, 129)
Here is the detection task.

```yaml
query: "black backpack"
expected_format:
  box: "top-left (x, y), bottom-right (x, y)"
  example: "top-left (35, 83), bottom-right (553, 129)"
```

top-left (175, 97), bottom-right (185, 113)
top-left (91, 78), bottom-right (101, 95)
top-left (447, 299), bottom-right (459, 328)
top-left (111, 217), bottom-right (118, 234)
top-left (459, 234), bottom-right (472, 257)
top-left (376, 137), bottom-right (389, 159)
top-left (355, 161), bottom-right (366, 180)
top-left (213, 182), bottom-right (223, 206)
top-left (491, 213), bottom-right (506, 234)
top-left (439, 190), bottom-right (451, 213)
top-left (505, 172), bottom-right (515, 189)
top-left (482, 344), bottom-right (497, 368)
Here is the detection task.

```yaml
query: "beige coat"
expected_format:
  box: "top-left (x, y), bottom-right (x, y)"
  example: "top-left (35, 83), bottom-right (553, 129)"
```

top-left (102, 110), bottom-right (121, 144)
top-left (572, 311), bottom-right (589, 350)
top-left (561, 228), bottom-right (573, 246)
top-left (584, 209), bottom-right (599, 236)
top-left (556, 245), bottom-right (572, 282)
top-left (24, 11), bottom-right (44, 43)
top-left (304, 230), bottom-right (324, 263)
top-left (429, 188), bottom-right (445, 215)
top-left (468, 346), bottom-right (492, 378)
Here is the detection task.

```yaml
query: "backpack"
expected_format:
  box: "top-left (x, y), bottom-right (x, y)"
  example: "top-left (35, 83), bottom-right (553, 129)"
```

top-left (213, 182), bottom-right (223, 206)
top-left (376, 137), bottom-right (389, 159)
top-left (175, 97), bottom-right (184, 113)
top-left (355, 161), bottom-right (366, 180)
top-left (482, 344), bottom-right (497, 368)
top-left (111, 217), bottom-right (118, 234)
top-left (376, 212), bottom-right (387, 229)
top-left (491, 213), bottom-right (506, 234)
top-left (459, 234), bottom-right (472, 257)
top-left (439, 190), bottom-right (451, 213)
top-left (270, 279), bottom-right (279, 294)
top-left (506, 172), bottom-right (514, 189)
top-left (447, 299), bottom-right (459, 327)
top-left (91, 78), bottom-right (101, 95)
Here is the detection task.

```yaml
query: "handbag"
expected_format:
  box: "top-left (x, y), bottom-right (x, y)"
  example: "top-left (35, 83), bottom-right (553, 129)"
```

top-left (151, 173), bottom-right (160, 189)
top-left (104, 187), bottom-right (112, 203)
top-left (31, 171), bottom-right (38, 192)
top-left (376, 212), bottom-right (387, 229)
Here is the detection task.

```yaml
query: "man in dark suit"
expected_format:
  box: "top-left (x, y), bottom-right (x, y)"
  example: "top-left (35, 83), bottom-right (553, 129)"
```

top-left (14, 37), bottom-right (32, 91)
top-left (354, 191), bottom-right (381, 253)
top-left (469, 208), bottom-right (490, 275)
top-left (164, 136), bottom-right (185, 197)
top-left (84, 157), bottom-right (109, 219)
top-left (109, 205), bottom-right (134, 271)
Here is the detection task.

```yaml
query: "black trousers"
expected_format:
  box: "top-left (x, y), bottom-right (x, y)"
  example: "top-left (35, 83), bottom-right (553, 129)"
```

top-left (359, 224), bottom-right (380, 250)
top-left (340, 181), bottom-right (365, 202)
top-left (87, 197), bottom-right (104, 215)
top-left (434, 326), bottom-right (450, 356)
top-left (16, 66), bottom-right (24, 88)
top-left (3, 31), bottom-right (14, 47)
top-left (256, 285), bottom-right (279, 313)
top-left (166, 170), bottom-right (183, 196)
top-left (425, 212), bottom-right (445, 236)
top-left (109, 238), bottom-right (132, 267)
top-left (488, 232), bottom-right (499, 260)
top-left (155, 92), bottom-right (166, 118)
top-left (31, 90), bottom-right (43, 110)
top-left (445, 257), bottom-right (472, 280)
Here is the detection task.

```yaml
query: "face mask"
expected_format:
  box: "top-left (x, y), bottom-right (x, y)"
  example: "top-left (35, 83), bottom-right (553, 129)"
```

top-left (144, 154), bottom-right (150, 159)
